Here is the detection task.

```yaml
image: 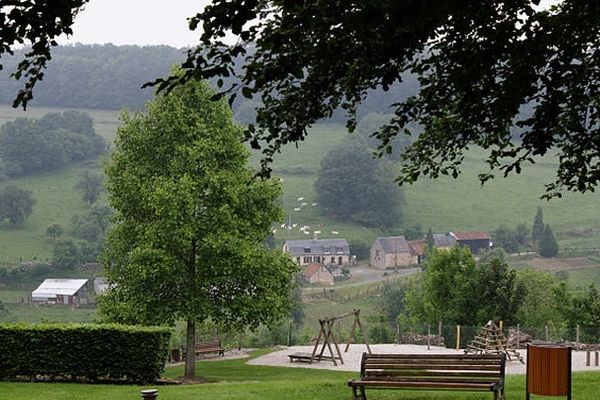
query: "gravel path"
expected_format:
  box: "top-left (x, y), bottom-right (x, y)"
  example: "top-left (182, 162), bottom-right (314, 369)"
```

top-left (247, 344), bottom-right (600, 375)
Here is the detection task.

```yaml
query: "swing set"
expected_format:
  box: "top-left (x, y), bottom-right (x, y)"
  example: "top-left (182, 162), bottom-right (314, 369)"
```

top-left (288, 309), bottom-right (371, 366)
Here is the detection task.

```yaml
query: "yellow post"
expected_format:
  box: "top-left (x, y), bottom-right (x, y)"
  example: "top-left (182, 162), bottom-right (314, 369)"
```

top-left (499, 320), bottom-right (504, 331)
top-left (456, 324), bottom-right (461, 351)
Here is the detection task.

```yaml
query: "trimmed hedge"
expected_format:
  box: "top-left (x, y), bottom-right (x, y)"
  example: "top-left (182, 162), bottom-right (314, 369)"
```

top-left (0, 323), bottom-right (171, 383)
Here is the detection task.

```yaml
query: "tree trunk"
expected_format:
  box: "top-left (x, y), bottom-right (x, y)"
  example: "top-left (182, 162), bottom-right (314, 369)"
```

top-left (184, 318), bottom-right (196, 379)
top-left (184, 239), bottom-right (198, 379)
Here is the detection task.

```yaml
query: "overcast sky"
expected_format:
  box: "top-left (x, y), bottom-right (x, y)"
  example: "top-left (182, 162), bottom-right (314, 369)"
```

top-left (59, 0), bottom-right (210, 47)
top-left (59, 0), bottom-right (560, 48)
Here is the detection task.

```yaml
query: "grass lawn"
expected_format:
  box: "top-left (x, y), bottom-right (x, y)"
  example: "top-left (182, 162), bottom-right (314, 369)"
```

top-left (0, 350), bottom-right (598, 400)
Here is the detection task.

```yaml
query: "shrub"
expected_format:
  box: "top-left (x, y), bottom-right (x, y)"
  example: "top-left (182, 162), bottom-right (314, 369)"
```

top-left (0, 323), bottom-right (170, 383)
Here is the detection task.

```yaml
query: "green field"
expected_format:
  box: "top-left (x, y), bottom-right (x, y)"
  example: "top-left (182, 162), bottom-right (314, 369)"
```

top-left (0, 350), bottom-right (598, 400)
top-left (2, 104), bottom-right (600, 260)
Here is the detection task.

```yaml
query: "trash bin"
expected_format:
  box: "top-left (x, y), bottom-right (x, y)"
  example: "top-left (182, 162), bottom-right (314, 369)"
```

top-left (526, 343), bottom-right (571, 400)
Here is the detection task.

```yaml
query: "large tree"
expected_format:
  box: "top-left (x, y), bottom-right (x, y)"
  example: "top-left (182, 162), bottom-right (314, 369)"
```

top-left (0, 184), bottom-right (36, 225)
top-left (74, 170), bottom-right (103, 205)
top-left (314, 135), bottom-right (404, 228)
top-left (4, 1), bottom-right (600, 198)
top-left (99, 77), bottom-right (297, 379)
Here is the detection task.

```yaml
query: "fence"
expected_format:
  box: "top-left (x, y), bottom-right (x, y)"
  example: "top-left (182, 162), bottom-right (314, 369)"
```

top-left (397, 322), bottom-right (600, 350)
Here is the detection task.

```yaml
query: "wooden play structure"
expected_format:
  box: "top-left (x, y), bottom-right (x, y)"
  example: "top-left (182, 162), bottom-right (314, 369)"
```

top-left (288, 309), bottom-right (371, 365)
top-left (465, 320), bottom-right (524, 363)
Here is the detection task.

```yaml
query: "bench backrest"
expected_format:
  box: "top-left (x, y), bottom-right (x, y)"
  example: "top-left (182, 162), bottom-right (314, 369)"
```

top-left (360, 353), bottom-right (505, 384)
top-left (195, 339), bottom-right (222, 349)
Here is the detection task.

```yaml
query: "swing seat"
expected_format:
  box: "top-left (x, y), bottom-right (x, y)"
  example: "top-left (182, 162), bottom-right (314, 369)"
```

top-left (287, 352), bottom-right (336, 363)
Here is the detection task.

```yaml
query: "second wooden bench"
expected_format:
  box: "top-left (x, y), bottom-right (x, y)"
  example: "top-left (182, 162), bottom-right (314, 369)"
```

top-left (194, 339), bottom-right (225, 357)
top-left (348, 353), bottom-right (505, 400)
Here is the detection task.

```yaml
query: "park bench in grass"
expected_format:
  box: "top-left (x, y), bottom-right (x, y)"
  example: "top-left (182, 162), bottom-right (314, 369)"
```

top-left (348, 353), bottom-right (506, 400)
top-left (194, 339), bottom-right (225, 357)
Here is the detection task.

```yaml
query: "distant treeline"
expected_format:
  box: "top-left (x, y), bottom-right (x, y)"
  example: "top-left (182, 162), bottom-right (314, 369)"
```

top-left (0, 44), bottom-right (185, 110)
top-left (0, 44), bottom-right (421, 122)
top-left (0, 111), bottom-right (106, 177)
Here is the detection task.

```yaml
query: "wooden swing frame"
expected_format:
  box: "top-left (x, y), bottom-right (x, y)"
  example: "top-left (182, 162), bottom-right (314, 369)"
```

top-left (288, 309), bottom-right (371, 365)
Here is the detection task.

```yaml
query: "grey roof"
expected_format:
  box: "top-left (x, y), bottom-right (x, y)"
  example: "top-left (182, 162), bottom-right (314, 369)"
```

top-left (284, 238), bottom-right (349, 257)
top-left (32, 279), bottom-right (88, 299)
top-left (374, 236), bottom-right (411, 253)
top-left (433, 234), bottom-right (456, 247)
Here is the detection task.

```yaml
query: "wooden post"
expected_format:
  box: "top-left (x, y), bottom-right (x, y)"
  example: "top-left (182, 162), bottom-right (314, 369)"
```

top-left (545, 325), bottom-right (549, 342)
top-left (427, 324), bottom-right (431, 350)
top-left (586, 351), bottom-right (591, 366)
top-left (287, 320), bottom-right (293, 347)
top-left (517, 324), bottom-right (520, 348)
top-left (238, 332), bottom-right (242, 351)
top-left (499, 320), bottom-right (504, 331)
top-left (576, 325), bottom-right (580, 346)
top-left (596, 351), bottom-right (599, 367)
top-left (456, 324), bottom-right (461, 351)
top-left (396, 323), bottom-right (400, 344)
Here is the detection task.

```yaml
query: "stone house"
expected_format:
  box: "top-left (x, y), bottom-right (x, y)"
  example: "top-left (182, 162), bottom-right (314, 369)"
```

top-left (283, 238), bottom-right (350, 266)
top-left (302, 262), bottom-right (334, 285)
top-left (370, 236), bottom-right (418, 269)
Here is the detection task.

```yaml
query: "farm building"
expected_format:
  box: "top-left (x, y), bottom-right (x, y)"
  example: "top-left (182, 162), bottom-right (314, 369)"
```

top-left (449, 231), bottom-right (492, 254)
top-left (302, 262), bottom-right (334, 285)
top-left (32, 279), bottom-right (88, 305)
top-left (408, 234), bottom-right (457, 264)
top-left (407, 240), bottom-right (425, 264)
top-left (93, 277), bottom-right (109, 295)
top-left (433, 233), bottom-right (457, 249)
top-left (283, 238), bottom-right (350, 266)
top-left (370, 236), bottom-right (418, 269)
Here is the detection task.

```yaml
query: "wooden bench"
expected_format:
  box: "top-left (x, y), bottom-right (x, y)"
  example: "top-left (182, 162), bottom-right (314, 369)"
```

top-left (348, 353), bottom-right (505, 400)
top-left (194, 340), bottom-right (224, 357)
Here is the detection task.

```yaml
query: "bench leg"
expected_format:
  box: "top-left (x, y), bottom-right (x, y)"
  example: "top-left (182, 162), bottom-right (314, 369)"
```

top-left (494, 388), bottom-right (505, 400)
top-left (351, 386), bottom-right (366, 400)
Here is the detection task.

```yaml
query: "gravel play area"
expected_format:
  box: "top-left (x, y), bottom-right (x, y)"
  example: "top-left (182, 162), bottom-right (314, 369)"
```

top-left (247, 344), bottom-right (600, 375)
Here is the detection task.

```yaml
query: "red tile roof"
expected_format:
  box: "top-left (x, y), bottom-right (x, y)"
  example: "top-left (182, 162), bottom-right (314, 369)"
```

top-left (408, 240), bottom-right (425, 256)
top-left (302, 263), bottom-right (322, 278)
top-left (449, 231), bottom-right (491, 240)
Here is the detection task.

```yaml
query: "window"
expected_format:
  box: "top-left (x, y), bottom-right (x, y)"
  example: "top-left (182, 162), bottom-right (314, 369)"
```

top-left (304, 247), bottom-right (311, 253)
top-left (296, 257), bottom-right (301, 263)
top-left (338, 256), bottom-right (342, 265)
top-left (331, 257), bottom-right (335, 264)
top-left (375, 249), bottom-right (380, 257)
top-left (303, 256), bottom-right (312, 263)
top-left (315, 256), bottom-right (321, 263)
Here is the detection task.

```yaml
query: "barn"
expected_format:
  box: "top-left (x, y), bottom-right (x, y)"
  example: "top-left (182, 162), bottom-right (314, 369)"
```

top-left (449, 231), bottom-right (492, 254)
top-left (32, 279), bottom-right (88, 305)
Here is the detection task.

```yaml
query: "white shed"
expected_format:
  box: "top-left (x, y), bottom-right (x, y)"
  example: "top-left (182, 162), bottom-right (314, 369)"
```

top-left (32, 279), bottom-right (88, 305)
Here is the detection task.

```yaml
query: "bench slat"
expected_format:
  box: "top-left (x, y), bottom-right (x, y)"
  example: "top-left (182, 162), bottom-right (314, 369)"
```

top-left (366, 370), bottom-right (500, 378)
top-left (364, 364), bottom-right (501, 371)
top-left (350, 380), bottom-right (495, 390)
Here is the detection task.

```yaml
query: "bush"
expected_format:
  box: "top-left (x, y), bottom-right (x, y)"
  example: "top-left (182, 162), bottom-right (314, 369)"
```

top-left (0, 323), bottom-right (170, 383)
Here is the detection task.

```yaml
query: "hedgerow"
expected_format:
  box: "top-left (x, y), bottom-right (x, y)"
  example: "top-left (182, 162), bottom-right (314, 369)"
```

top-left (0, 323), bottom-right (170, 383)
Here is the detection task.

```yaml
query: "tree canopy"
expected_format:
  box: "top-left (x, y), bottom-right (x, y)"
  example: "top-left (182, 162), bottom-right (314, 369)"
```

top-left (4, 1), bottom-right (600, 198)
top-left (314, 135), bottom-right (405, 228)
top-left (99, 77), bottom-right (297, 379)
